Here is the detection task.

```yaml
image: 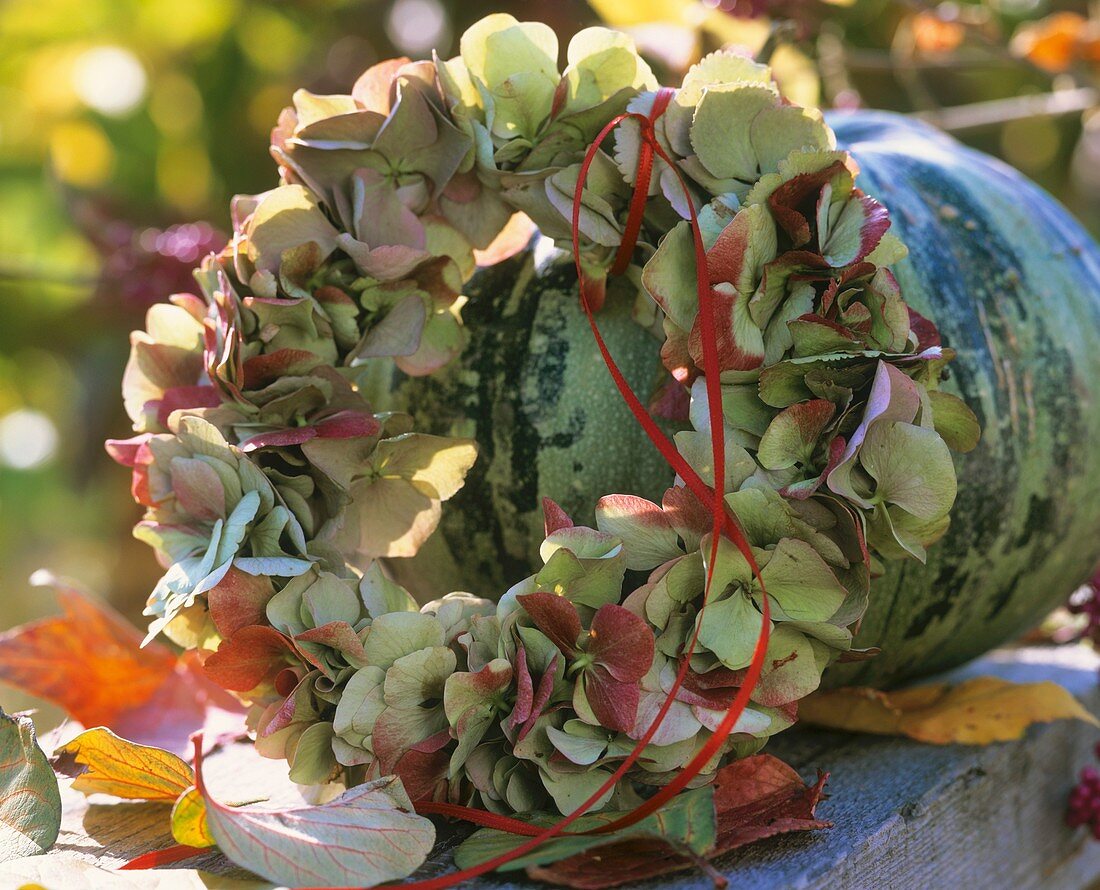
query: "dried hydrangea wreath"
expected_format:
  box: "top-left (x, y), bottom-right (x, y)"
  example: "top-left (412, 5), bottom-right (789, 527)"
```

top-left (107, 13), bottom-right (976, 830)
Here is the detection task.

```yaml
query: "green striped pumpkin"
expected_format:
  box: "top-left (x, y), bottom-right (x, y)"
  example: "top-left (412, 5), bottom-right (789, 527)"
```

top-left (397, 112), bottom-right (1100, 688)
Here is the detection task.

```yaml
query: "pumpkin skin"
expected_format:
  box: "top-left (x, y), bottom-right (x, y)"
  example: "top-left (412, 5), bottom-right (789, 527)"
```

top-left (825, 112), bottom-right (1100, 686)
top-left (390, 246), bottom-right (678, 597)
top-left (397, 111), bottom-right (1100, 687)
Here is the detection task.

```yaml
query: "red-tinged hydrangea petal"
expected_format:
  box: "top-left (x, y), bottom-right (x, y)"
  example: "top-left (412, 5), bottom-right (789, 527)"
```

top-left (588, 603), bottom-right (654, 683)
top-left (852, 193), bottom-right (891, 264)
top-left (767, 160), bottom-right (849, 246)
top-left (677, 664), bottom-right (742, 710)
top-left (155, 385), bottom-right (222, 428)
top-left (242, 348), bottom-right (320, 389)
top-left (508, 645), bottom-right (534, 731)
top-left (394, 745), bottom-right (451, 805)
top-left (296, 621), bottom-right (367, 665)
top-left (239, 427), bottom-right (319, 452)
top-left (104, 434), bottom-right (153, 468)
top-left (908, 305), bottom-right (942, 350)
top-left (583, 666), bottom-right (640, 734)
top-left (203, 625), bottom-right (299, 692)
top-left (314, 411), bottom-right (381, 439)
top-left (688, 284), bottom-right (764, 372)
top-left (648, 377), bottom-right (691, 422)
top-left (518, 592), bottom-right (582, 657)
top-left (518, 652), bottom-right (558, 743)
top-left (207, 568), bottom-right (275, 637)
top-left (542, 497), bottom-right (574, 536)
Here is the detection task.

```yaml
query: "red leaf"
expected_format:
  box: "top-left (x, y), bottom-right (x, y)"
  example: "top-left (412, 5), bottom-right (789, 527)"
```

top-left (121, 843), bottom-right (209, 870)
top-left (542, 498), bottom-right (574, 536)
top-left (517, 593), bottom-right (581, 658)
top-left (583, 667), bottom-right (640, 734)
top-left (0, 577), bottom-right (245, 756)
top-left (0, 582), bottom-right (176, 727)
top-left (661, 485), bottom-right (710, 539)
top-left (395, 744), bottom-right (451, 804)
top-left (208, 568), bottom-right (275, 637)
top-left (648, 377), bottom-right (691, 421)
top-left (203, 625), bottom-right (298, 692)
top-left (711, 754), bottom-right (831, 851)
top-left (587, 604), bottom-right (654, 683)
top-left (907, 305), bottom-right (942, 350)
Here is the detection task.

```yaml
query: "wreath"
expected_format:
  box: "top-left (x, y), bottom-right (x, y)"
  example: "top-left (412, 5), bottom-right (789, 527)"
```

top-left (107, 12), bottom-right (975, 836)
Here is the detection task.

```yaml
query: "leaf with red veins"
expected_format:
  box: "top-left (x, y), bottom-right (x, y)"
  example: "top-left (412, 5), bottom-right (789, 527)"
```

top-left (542, 497), bottom-right (574, 537)
top-left (191, 735), bottom-right (435, 888)
top-left (518, 653), bottom-right (558, 743)
top-left (241, 348), bottom-right (319, 389)
top-left (203, 625), bottom-right (300, 693)
top-left (508, 646), bottom-right (534, 731)
top-left (517, 593), bottom-right (581, 658)
top-left (155, 385), bottom-right (222, 429)
top-left (208, 568), bottom-right (275, 638)
top-left (0, 578), bottom-right (245, 755)
top-left (587, 604), bottom-right (654, 684)
top-left (582, 666), bottom-right (640, 734)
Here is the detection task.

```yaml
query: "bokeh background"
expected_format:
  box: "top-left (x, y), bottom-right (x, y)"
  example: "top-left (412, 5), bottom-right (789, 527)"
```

top-left (3, 0), bottom-right (1100, 712)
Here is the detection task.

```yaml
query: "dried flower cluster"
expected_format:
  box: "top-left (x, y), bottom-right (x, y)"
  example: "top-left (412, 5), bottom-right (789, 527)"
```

top-left (107, 14), bottom-right (977, 814)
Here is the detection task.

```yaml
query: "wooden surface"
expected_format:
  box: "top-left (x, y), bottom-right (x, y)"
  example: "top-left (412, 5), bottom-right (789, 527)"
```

top-left (24, 644), bottom-right (1100, 889)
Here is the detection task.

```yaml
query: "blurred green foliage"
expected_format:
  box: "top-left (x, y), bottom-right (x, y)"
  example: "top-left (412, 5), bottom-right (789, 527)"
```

top-left (1, 0), bottom-right (1098, 719)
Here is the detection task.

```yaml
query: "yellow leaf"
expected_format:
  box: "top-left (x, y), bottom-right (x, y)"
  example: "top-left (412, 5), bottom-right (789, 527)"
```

top-left (800, 676), bottom-right (1099, 744)
top-left (586, 0), bottom-right (699, 28)
top-left (54, 727), bottom-right (194, 801)
top-left (172, 785), bottom-right (215, 848)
